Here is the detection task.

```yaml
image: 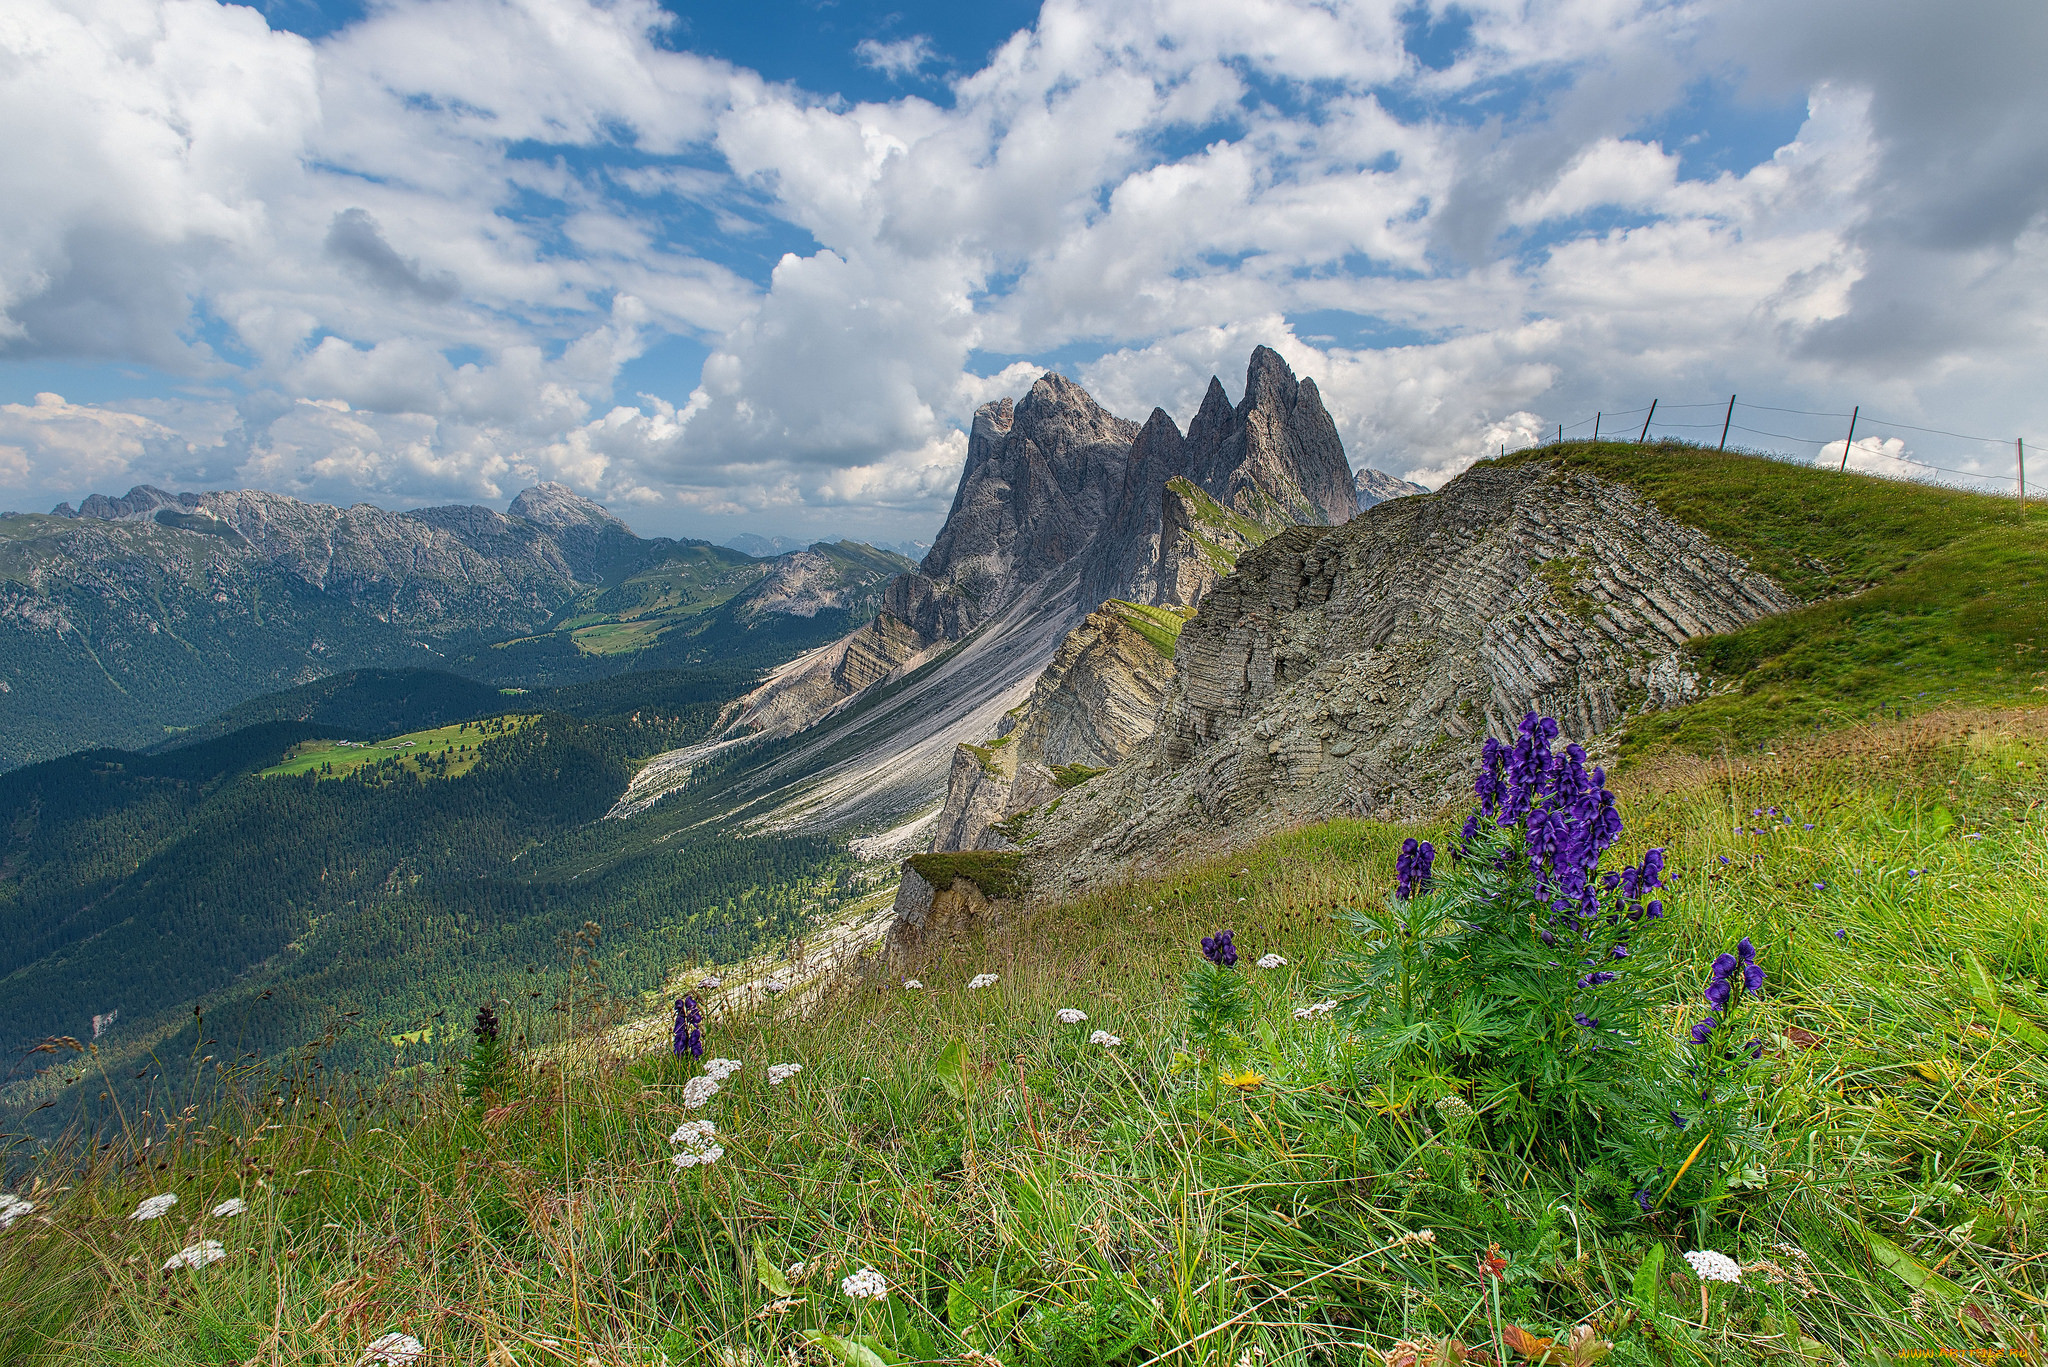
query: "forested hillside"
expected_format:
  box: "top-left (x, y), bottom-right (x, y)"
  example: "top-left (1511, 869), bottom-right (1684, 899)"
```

top-left (0, 665), bottom-right (856, 1138)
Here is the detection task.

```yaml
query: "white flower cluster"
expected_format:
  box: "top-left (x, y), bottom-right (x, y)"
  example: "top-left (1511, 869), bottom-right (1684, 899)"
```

top-left (130, 1193), bottom-right (178, 1221)
top-left (0, 1194), bottom-right (33, 1229)
top-left (1255, 953), bottom-right (1288, 969)
top-left (1054, 1008), bottom-right (1087, 1024)
top-left (903, 979), bottom-right (924, 990)
top-left (210, 1197), bottom-right (247, 1218)
top-left (1089, 1031), bottom-right (1122, 1048)
top-left (682, 1076), bottom-right (720, 1110)
top-left (1292, 1000), bottom-right (1338, 1020)
top-left (163, 1240), bottom-right (227, 1271)
top-left (358, 1332), bottom-right (427, 1365)
top-left (1433, 1095), bottom-right (1476, 1122)
top-left (669, 1119), bottom-right (724, 1167)
top-left (767, 1063), bottom-right (803, 1086)
top-left (704, 1058), bottom-right (744, 1081)
top-left (1683, 1249), bottom-right (1743, 1284)
top-left (967, 973), bottom-right (999, 990)
top-left (841, 1266), bottom-right (889, 1301)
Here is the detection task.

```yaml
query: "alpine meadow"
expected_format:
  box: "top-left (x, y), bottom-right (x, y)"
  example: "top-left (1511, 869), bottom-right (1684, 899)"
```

top-left (5, 2), bottom-right (2048, 1365)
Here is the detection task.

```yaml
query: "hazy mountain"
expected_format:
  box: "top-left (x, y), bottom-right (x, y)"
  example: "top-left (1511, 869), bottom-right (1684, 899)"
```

top-left (1355, 467), bottom-right (1431, 510)
top-left (0, 487), bottom-right (912, 769)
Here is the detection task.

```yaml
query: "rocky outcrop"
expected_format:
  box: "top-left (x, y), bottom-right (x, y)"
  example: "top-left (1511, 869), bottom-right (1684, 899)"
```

top-left (1009, 459), bottom-right (1800, 895)
top-left (926, 600), bottom-right (1183, 852)
top-left (1355, 468), bottom-right (1430, 511)
top-left (737, 541), bottom-right (916, 621)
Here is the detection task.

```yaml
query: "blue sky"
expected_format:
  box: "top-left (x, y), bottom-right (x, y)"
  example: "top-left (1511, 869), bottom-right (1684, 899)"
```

top-left (2, 0), bottom-right (2044, 541)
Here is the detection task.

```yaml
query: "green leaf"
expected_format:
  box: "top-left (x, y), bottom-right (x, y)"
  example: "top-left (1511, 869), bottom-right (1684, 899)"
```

top-left (800, 1332), bottom-right (900, 1367)
top-left (1865, 1228), bottom-right (1963, 1301)
top-left (936, 1038), bottom-right (970, 1101)
top-left (755, 1241), bottom-right (792, 1298)
top-left (1961, 949), bottom-right (2048, 1050)
top-left (1629, 1243), bottom-right (1665, 1321)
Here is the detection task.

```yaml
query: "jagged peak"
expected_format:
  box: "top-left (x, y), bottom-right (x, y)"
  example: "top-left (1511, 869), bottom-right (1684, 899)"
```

top-left (1242, 344), bottom-right (1300, 413)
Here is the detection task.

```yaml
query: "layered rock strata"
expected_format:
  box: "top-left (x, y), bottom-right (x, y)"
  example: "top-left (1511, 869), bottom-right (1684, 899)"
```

top-left (1006, 459), bottom-right (1799, 895)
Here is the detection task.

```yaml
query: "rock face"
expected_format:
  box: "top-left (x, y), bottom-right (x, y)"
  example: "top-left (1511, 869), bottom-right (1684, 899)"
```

top-left (926, 601), bottom-right (1184, 852)
top-left (736, 542), bottom-right (917, 621)
top-left (1355, 468), bottom-right (1430, 512)
top-left (1082, 346), bottom-right (1356, 610)
top-left (1008, 459), bottom-right (1801, 895)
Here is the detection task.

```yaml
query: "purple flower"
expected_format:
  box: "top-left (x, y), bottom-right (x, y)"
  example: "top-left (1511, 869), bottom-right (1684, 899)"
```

top-left (673, 995), bottom-right (704, 1059)
top-left (1396, 838), bottom-right (1436, 899)
top-left (1738, 938), bottom-right (1764, 995)
top-left (1719, 855), bottom-right (1730, 866)
top-left (1578, 970), bottom-right (1618, 988)
top-left (1609, 943), bottom-right (1630, 960)
top-left (1574, 1013), bottom-right (1601, 1029)
top-left (1834, 929), bottom-right (1848, 941)
top-left (1690, 1015), bottom-right (1718, 1044)
top-left (1812, 881), bottom-right (1827, 891)
top-left (1201, 929), bottom-right (1238, 968)
top-left (1745, 1038), bottom-right (1763, 1059)
top-left (1635, 1188), bottom-right (1653, 1214)
top-left (1671, 1111), bottom-right (1689, 1128)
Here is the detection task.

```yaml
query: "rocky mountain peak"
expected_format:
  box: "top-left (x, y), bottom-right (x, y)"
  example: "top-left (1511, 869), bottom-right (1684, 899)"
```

top-left (505, 483), bottom-right (636, 581)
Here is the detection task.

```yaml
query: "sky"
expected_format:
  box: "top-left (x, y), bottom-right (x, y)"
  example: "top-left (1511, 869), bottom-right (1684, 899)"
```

top-left (2, 0), bottom-right (2044, 543)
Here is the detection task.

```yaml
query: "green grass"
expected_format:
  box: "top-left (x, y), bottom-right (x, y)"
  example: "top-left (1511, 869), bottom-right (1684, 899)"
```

top-left (257, 715), bottom-right (536, 780)
top-left (1493, 443), bottom-right (2048, 760)
top-left (10, 707), bottom-right (2048, 1365)
top-left (1104, 600), bottom-right (1193, 660)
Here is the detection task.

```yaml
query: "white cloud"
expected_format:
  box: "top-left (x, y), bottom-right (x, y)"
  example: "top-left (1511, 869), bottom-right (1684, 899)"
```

top-left (2, 0), bottom-right (2045, 537)
top-left (854, 35), bottom-right (936, 80)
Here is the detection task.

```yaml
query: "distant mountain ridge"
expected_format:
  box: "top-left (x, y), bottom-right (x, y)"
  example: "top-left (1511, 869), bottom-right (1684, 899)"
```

top-left (0, 483), bottom-right (912, 768)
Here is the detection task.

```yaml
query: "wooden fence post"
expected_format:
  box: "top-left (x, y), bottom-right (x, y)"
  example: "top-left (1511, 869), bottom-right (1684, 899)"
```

top-left (1719, 395), bottom-right (1735, 451)
top-left (1638, 400), bottom-right (1658, 444)
top-left (1593, 412), bottom-right (1602, 442)
top-left (2021, 437), bottom-right (2027, 514)
top-left (1836, 406), bottom-right (1859, 472)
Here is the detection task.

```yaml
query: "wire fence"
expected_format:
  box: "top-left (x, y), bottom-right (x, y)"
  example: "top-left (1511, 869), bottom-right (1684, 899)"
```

top-left (1507, 395), bottom-right (2037, 500)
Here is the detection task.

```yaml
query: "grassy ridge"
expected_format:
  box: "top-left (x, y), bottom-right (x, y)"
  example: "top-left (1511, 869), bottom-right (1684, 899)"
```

top-left (258, 716), bottom-right (537, 780)
top-left (8, 708), bottom-right (2047, 1365)
top-left (1495, 443), bottom-right (2048, 758)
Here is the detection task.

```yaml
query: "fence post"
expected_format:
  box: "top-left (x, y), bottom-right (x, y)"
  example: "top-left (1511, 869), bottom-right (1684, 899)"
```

top-left (2021, 438), bottom-right (2028, 514)
top-left (1638, 400), bottom-right (1658, 444)
top-left (1594, 412), bottom-right (1602, 442)
top-left (1719, 395), bottom-right (1734, 451)
top-left (1836, 405), bottom-right (1859, 473)
top-left (1556, 423), bottom-right (1562, 445)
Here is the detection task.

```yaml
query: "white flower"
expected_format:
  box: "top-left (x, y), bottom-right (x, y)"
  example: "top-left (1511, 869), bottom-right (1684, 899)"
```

top-left (1089, 1031), bottom-right (1122, 1048)
top-left (1255, 953), bottom-right (1287, 969)
top-left (1683, 1249), bottom-right (1743, 1284)
top-left (358, 1332), bottom-right (426, 1365)
top-left (682, 1076), bottom-right (720, 1109)
top-left (1433, 1095), bottom-right (1475, 1122)
top-left (209, 1197), bottom-right (247, 1218)
top-left (0, 1195), bottom-right (34, 1229)
top-left (841, 1266), bottom-right (889, 1301)
top-left (967, 973), bottom-right (999, 990)
top-left (704, 1058), bottom-right (744, 1082)
top-left (669, 1119), bottom-right (723, 1167)
top-left (130, 1193), bottom-right (178, 1221)
top-left (1054, 1008), bottom-right (1087, 1025)
top-left (767, 1063), bottom-right (803, 1086)
top-left (1292, 1000), bottom-right (1338, 1020)
top-left (787, 1262), bottom-right (807, 1279)
top-left (903, 979), bottom-right (924, 990)
top-left (163, 1240), bottom-right (227, 1271)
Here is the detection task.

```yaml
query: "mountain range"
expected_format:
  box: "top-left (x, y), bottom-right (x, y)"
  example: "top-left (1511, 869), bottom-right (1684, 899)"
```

top-left (0, 484), bottom-right (913, 768)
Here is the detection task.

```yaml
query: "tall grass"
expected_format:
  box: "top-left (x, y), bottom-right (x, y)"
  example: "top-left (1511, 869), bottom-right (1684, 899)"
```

top-left (5, 709), bottom-right (2048, 1365)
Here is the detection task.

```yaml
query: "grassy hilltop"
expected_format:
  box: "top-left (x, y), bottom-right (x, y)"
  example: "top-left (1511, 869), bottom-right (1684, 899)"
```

top-left (4, 447), bottom-right (2048, 1366)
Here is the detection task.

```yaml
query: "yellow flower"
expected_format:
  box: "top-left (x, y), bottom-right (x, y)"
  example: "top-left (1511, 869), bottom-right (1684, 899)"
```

top-left (1220, 1070), bottom-right (1266, 1090)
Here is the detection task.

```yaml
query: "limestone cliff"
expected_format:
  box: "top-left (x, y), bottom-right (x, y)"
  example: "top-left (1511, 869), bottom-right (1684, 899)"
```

top-left (1003, 458), bottom-right (1800, 896)
top-left (927, 600), bottom-right (1184, 852)
top-left (1082, 346), bottom-right (1355, 611)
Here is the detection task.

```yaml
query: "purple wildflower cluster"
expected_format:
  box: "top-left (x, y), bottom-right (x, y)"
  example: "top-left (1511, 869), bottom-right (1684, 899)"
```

top-left (673, 994), bottom-right (704, 1059)
top-left (1396, 839), bottom-right (1435, 899)
top-left (1201, 930), bottom-right (1238, 968)
top-left (1465, 713), bottom-right (1667, 1015)
top-left (1691, 938), bottom-right (1764, 1042)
